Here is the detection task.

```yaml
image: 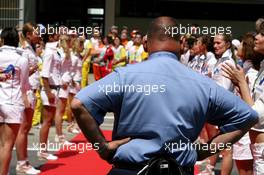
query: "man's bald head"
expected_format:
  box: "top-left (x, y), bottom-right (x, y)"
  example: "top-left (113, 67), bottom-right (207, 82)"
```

top-left (147, 17), bottom-right (181, 55)
top-left (147, 16), bottom-right (180, 42)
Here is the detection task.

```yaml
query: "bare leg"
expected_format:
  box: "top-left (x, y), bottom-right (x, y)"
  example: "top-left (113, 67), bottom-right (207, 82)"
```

top-left (39, 106), bottom-right (55, 151)
top-left (67, 94), bottom-right (74, 123)
top-left (15, 107), bottom-right (34, 160)
top-left (249, 130), bottom-right (264, 175)
top-left (235, 160), bottom-right (253, 175)
top-left (54, 98), bottom-right (67, 136)
top-left (221, 149), bottom-right (233, 175)
top-left (0, 123), bottom-right (20, 175)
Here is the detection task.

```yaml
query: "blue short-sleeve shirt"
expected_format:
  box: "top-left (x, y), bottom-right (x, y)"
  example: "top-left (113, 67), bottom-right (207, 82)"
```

top-left (76, 51), bottom-right (258, 166)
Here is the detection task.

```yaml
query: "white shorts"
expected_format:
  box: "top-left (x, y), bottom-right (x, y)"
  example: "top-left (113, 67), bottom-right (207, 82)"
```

top-left (40, 89), bottom-right (59, 107)
top-left (58, 87), bottom-right (69, 99)
top-left (0, 104), bottom-right (24, 124)
top-left (233, 133), bottom-right (253, 160)
top-left (69, 81), bottom-right (81, 95)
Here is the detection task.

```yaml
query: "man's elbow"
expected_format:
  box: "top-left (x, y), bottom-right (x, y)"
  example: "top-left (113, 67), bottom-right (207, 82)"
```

top-left (71, 98), bottom-right (83, 120)
top-left (246, 110), bottom-right (259, 129)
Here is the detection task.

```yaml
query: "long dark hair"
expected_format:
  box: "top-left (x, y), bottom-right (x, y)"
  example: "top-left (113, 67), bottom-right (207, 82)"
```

top-left (200, 35), bottom-right (214, 52)
top-left (0, 27), bottom-right (19, 47)
top-left (241, 32), bottom-right (263, 70)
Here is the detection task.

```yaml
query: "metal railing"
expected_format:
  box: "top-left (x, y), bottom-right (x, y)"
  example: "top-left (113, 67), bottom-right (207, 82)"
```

top-left (0, 0), bottom-right (24, 30)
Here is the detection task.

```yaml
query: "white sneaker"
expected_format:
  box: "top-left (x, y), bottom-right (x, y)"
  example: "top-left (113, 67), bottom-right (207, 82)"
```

top-left (35, 124), bottom-right (41, 129)
top-left (16, 161), bottom-right (41, 175)
top-left (195, 158), bottom-right (210, 165)
top-left (198, 164), bottom-right (215, 175)
top-left (61, 140), bottom-right (74, 146)
top-left (195, 160), bottom-right (204, 165)
top-left (67, 123), bottom-right (81, 134)
top-left (55, 135), bottom-right (74, 145)
top-left (37, 152), bottom-right (58, 161)
top-left (54, 134), bottom-right (60, 143)
top-left (68, 127), bottom-right (80, 134)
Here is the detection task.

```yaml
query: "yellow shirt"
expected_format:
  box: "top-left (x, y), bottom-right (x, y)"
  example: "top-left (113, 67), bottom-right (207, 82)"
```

top-left (142, 51), bottom-right (148, 61)
top-left (113, 45), bottom-right (126, 68)
top-left (81, 40), bottom-right (92, 88)
top-left (128, 45), bottom-right (145, 63)
top-left (81, 40), bottom-right (93, 58)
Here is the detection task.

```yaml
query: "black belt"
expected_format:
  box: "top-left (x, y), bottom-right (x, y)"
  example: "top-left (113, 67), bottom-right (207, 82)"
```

top-left (113, 162), bottom-right (194, 174)
top-left (49, 85), bottom-right (60, 90)
top-left (114, 162), bottom-right (147, 171)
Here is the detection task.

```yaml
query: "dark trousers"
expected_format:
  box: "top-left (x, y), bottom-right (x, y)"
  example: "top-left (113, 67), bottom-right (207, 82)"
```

top-left (107, 167), bottom-right (194, 175)
top-left (108, 162), bottom-right (194, 175)
top-left (107, 168), bottom-right (138, 175)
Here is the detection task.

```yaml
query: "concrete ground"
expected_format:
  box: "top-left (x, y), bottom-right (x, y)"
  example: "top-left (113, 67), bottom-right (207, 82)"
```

top-left (9, 74), bottom-right (239, 174)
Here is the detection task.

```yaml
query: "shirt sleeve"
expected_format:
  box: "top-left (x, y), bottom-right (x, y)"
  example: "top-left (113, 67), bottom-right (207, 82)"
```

top-left (41, 53), bottom-right (53, 78)
top-left (19, 56), bottom-right (30, 93)
top-left (22, 50), bottom-right (29, 61)
top-left (75, 71), bottom-right (122, 125)
top-left (22, 49), bottom-right (36, 67)
top-left (207, 84), bottom-right (259, 133)
top-left (207, 56), bottom-right (217, 73)
top-left (213, 59), bottom-right (234, 90)
top-left (252, 94), bottom-right (264, 127)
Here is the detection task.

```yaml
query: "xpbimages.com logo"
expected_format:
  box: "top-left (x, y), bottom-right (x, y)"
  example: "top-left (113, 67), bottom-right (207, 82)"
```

top-left (163, 24), bottom-right (232, 37)
top-left (29, 141), bottom-right (99, 154)
top-left (33, 25), bottom-right (100, 36)
top-left (164, 140), bottom-right (232, 154)
top-left (98, 82), bottom-right (166, 95)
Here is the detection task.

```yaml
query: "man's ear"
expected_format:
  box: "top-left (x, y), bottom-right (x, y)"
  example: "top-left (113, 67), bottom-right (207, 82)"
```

top-left (147, 39), bottom-right (152, 53)
top-left (0, 38), bottom-right (3, 45)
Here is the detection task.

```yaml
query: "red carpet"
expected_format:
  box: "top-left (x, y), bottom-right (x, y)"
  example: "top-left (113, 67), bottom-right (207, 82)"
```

top-left (40, 130), bottom-right (200, 175)
top-left (40, 131), bottom-right (112, 175)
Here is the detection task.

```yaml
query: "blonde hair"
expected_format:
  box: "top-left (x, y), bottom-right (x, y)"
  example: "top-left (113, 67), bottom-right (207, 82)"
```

top-left (59, 35), bottom-right (71, 59)
top-left (72, 37), bottom-right (84, 55)
top-left (22, 22), bottom-right (36, 38)
top-left (19, 32), bottom-right (27, 48)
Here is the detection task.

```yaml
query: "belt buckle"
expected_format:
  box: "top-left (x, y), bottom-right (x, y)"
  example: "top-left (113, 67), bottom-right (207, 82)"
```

top-left (159, 160), bottom-right (169, 174)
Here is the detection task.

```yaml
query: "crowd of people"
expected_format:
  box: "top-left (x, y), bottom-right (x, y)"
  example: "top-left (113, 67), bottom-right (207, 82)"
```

top-left (0, 17), bottom-right (264, 175)
top-left (0, 23), bottom-right (148, 175)
top-left (181, 21), bottom-right (264, 175)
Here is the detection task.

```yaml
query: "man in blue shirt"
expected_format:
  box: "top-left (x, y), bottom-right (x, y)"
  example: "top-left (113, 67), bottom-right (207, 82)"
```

top-left (71, 17), bottom-right (259, 175)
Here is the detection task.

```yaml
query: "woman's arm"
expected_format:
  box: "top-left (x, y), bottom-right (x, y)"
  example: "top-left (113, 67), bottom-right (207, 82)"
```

top-left (221, 62), bottom-right (255, 106)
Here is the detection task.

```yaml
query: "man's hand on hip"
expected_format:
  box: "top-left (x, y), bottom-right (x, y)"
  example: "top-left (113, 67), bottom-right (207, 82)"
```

top-left (98, 137), bottom-right (131, 162)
